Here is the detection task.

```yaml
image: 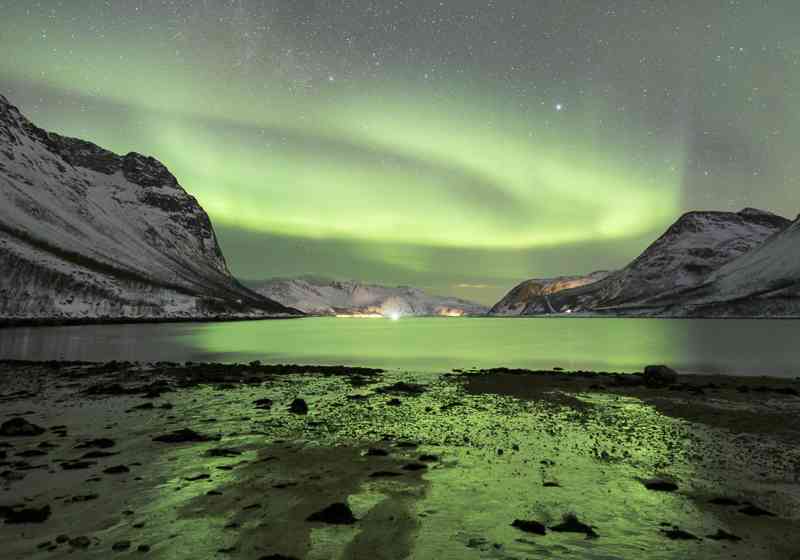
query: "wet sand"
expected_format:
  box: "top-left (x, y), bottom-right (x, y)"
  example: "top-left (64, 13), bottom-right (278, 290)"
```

top-left (1, 361), bottom-right (799, 559)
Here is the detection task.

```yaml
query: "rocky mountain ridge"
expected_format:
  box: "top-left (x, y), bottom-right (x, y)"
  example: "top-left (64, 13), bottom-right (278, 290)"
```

top-left (0, 94), bottom-right (299, 321)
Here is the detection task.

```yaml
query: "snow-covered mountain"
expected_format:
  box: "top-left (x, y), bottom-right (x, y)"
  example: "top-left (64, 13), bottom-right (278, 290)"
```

top-left (253, 277), bottom-right (488, 316)
top-left (491, 208), bottom-right (792, 316)
top-left (650, 214), bottom-right (800, 316)
top-left (0, 94), bottom-right (299, 321)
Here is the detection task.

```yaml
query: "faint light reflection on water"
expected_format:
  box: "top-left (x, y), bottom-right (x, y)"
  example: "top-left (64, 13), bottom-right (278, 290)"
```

top-left (1, 317), bottom-right (799, 377)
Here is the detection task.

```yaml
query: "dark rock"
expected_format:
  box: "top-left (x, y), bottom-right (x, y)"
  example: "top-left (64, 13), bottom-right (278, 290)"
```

top-left (205, 447), bottom-right (242, 458)
top-left (306, 502), bottom-right (357, 525)
top-left (289, 399), bottom-right (308, 415)
top-left (613, 375), bottom-right (644, 387)
top-left (74, 438), bottom-right (115, 449)
top-left (550, 513), bottom-right (598, 538)
top-left (643, 365), bottom-right (678, 388)
top-left (69, 536), bottom-right (91, 548)
top-left (137, 545), bottom-right (151, 552)
top-left (386, 398), bottom-right (402, 406)
top-left (739, 504), bottom-right (775, 517)
top-left (103, 465), bottom-right (130, 474)
top-left (511, 519), bottom-right (546, 535)
top-left (660, 527), bottom-right (699, 540)
top-left (369, 471), bottom-right (402, 478)
top-left (706, 529), bottom-right (742, 541)
top-left (254, 398), bottom-right (273, 410)
top-left (185, 473), bottom-right (210, 481)
top-left (81, 451), bottom-right (118, 459)
top-left (642, 478), bottom-right (678, 492)
top-left (708, 496), bottom-right (740, 506)
top-left (543, 481), bottom-right (561, 487)
top-left (365, 448), bottom-right (389, 456)
top-left (402, 462), bottom-right (428, 471)
top-left (0, 504), bottom-right (51, 523)
top-left (15, 449), bottom-right (47, 457)
top-left (418, 454), bottom-right (439, 462)
top-left (61, 461), bottom-right (96, 470)
top-left (376, 382), bottom-right (427, 395)
top-left (65, 494), bottom-right (99, 503)
top-left (153, 428), bottom-right (215, 443)
top-left (112, 540), bottom-right (131, 551)
top-left (0, 417), bottom-right (46, 437)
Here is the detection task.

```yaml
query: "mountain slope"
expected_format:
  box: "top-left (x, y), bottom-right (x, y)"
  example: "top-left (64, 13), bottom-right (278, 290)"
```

top-left (491, 208), bottom-right (791, 315)
top-left (0, 94), bottom-right (299, 320)
top-left (652, 215), bottom-right (800, 316)
top-left (253, 277), bottom-right (488, 316)
top-left (490, 271), bottom-right (611, 315)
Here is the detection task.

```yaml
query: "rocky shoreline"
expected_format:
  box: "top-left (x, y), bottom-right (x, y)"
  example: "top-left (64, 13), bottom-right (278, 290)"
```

top-left (0, 315), bottom-right (304, 329)
top-left (1, 361), bottom-right (798, 559)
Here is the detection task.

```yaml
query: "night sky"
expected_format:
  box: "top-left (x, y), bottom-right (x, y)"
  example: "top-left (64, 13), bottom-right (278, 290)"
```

top-left (2, 1), bottom-right (798, 304)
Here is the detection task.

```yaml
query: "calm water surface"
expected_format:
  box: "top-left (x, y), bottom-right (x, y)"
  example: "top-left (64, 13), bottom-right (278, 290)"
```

top-left (0, 317), bottom-right (798, 377)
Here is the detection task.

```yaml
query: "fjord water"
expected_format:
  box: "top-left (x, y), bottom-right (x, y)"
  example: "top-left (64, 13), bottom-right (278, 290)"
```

top-left (0, 317), bottom-right (798, 377)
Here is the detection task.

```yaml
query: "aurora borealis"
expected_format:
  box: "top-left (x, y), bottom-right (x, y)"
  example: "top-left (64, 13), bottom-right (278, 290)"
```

top-left (2, 1), bottom-right (799, 304)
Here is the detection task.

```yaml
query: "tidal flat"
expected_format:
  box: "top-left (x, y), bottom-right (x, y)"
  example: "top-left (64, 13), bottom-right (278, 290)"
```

top-left (1, 361), bottom-right (799, 559)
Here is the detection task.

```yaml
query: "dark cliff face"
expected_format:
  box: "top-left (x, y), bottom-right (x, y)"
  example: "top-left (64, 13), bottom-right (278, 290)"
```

top-left (0, 93), bottom-right (298, 319)
top-left (491, 209), bottom-right (793, 316)
top-left (0, 94), bottom-right (228, 276)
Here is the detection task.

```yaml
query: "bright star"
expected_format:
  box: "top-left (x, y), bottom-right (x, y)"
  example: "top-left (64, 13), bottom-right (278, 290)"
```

top-left (555, 103), bottom-right (563, 111)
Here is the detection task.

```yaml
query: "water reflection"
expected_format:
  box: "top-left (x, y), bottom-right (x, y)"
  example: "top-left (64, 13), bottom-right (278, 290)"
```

top-left (0, 317), bottom-right (798, 377)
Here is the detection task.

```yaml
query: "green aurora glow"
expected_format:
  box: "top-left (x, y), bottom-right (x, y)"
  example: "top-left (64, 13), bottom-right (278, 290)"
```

top-left (2, 1), bottom-right (798, 303)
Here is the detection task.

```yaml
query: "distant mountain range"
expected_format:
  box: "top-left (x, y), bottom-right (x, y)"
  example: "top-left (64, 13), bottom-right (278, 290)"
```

top-left (0, 94), bottom-right (299, 322)
top-left (252, 277), bottom-right (488, 317)
top-left (491, 208), bottom-right (800, 317)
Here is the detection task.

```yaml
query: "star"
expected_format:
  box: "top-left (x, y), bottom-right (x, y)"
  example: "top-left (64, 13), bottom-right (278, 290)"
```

top-left (555, 103), bottom-right (563, 112)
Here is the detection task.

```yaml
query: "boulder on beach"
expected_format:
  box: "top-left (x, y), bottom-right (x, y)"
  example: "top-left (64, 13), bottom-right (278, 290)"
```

top-left (306, 502), bottom-right (357, 525)
top-left (643, 365), bottom-right (678, 388)
top-left (642, 478), bottom-right (679, 492)
top-left (0, 418), bottom-right (46, 437)
top-left (511, 519), bottom-right (546, 535)
top-left (289, 399), bottom-right (309, 415)
top-left (153, 428), bottom-right (216, 443)
top-left (550, 513), bottom-right (598, 538)
top-left (0, 504), bottom-right (51, 524)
